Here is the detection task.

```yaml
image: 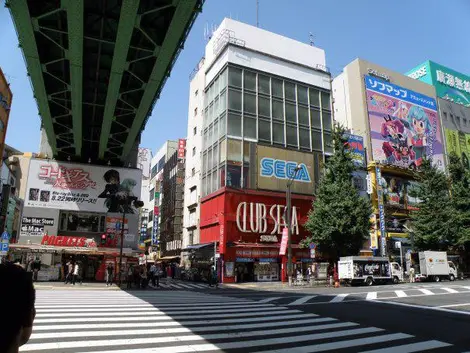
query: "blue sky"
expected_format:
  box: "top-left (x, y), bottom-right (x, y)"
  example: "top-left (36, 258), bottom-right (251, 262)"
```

top-left (0, 0), bottom-right (469, 155)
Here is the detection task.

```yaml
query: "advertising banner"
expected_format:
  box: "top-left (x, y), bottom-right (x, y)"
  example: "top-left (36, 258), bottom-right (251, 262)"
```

top-left (25, 160), bottom-right (142, 213)
top-left (365, 75), bottom-right (444, 169)
top-left (137, 148), bottom-right (152, 179)
top-left (444, 128), bottom-right (470, 169)
top-left (382, 176), bottom-right (406, 209)
top-left (257, 145), bottom-right (315, 194)
top-left (432, 63), bottom-right (470, 107)
top-left (20, 217), bottom-right (55, 237)
top-left (344, 133), bottom-right (366, 167)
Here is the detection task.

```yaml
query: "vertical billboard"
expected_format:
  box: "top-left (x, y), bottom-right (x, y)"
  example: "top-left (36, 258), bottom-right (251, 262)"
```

top-left (256, 145), bottom-right (315, 195)
top-left (137, 148), bottom-right (152, 179)
top-left (178, 139), bottom-right (186, 159)
top-left (0, 69), bottom-right (12, 160)
top-left (365, 75), bottom-right (444, 169)
top-left (444, 128), bottom-right (470, 169)
top-left (25, 160), bottom-right (142, 213)
top-left (344, 133), bottom-right (366, 167)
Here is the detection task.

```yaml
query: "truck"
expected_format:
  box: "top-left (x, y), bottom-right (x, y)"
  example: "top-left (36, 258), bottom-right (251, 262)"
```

top-left (415, 251), bottom-right (458, 282)
top-left (338, 256), bottom-right (403, 286)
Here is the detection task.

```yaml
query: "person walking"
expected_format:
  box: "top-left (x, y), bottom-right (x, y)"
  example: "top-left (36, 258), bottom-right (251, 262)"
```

top-left (72, 261), bottom-right (80, 285)
top-left (409, 266), bottom-right (415, 283)
top-left (32, 257), bottom-right (41, 282)
top-left (106, 263), bottom-right (114, 286)
top-left (65, 260), bottom-right (73, 284)
top-left (127, 265), bottom-right (133, 289)
top-left (149, 263), bottom-right (157, 288)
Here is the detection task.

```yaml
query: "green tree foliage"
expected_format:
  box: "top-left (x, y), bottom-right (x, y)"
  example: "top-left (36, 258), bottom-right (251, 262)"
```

top-left (448, 152), bottom-right (470, 244)
top-left (303, 124), bottom-right (372, 260)
top-left (410, 158), bottom-right (458, 250)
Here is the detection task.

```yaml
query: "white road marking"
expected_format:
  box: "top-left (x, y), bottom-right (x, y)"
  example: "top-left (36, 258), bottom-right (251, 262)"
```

top-left (439, 302), bottom-right (470, 308)
top-left (330, 293), bottom-right (349, 303)
top-left (441, 287), bottom-right (459, 293)
top-left (288, 295), bottom-right (317, 305)
top-left (395, 290), bottom-right (407, 298)
top-left (258, 297), bottom-right (282, 303)
top-left (360, 340), bottom-right (452, 352)
top-left (366, 292), bottom-right (377, 300)
top-left (418, 289), bottom-right (434, 295)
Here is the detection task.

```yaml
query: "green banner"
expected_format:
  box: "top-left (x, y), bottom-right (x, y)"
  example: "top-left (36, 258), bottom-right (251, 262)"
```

top-left (445, 128), bottom-right (470, 169)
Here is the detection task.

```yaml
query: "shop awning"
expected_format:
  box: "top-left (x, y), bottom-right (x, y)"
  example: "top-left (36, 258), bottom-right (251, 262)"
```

top-left (182, 242), bottom-right (214, 251)
top-left (158, 256), bottom-right (180, 261)
top-left (230, 242), bottom-right (303, 249)
top-left (9, 244), bottom-right (139, 256)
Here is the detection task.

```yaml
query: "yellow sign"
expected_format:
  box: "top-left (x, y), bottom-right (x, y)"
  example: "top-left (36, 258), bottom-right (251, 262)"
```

top-left (370, 232), bottom-right (378, 249)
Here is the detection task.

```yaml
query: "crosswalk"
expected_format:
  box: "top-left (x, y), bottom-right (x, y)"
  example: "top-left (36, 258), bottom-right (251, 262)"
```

top-left (20, 289), bottom-right (457, 352)
top-left (255, 284), bottom-right (470, 306)
top-left (150, 280), bottom-right (209, 289)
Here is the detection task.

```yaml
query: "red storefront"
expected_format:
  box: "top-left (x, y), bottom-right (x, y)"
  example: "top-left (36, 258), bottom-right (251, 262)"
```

top-left (200, 187), bottom-right (314, 283)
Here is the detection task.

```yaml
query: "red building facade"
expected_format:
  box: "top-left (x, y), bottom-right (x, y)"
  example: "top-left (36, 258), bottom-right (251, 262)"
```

top-left (200, 187), bottom-right (314, 283)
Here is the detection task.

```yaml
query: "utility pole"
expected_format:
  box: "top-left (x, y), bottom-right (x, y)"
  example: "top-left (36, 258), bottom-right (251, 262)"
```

top-left (286, 165), bottom-right (301, 286)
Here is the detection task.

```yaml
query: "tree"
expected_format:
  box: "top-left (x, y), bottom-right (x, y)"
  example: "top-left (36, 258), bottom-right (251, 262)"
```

top-left (409, 158), bottom-right (458, 250)
top-left (303, 124), bottom-right (372, 261)
top-left (448, 152), bottom-right (470, 245)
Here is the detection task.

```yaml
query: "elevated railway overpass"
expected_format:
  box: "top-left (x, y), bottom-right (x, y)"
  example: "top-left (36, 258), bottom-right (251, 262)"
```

top-left (7, 0), bottom-right (204, 165)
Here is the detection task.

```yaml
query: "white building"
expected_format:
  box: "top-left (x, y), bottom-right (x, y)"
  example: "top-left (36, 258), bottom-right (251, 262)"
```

top-left (181, 18), bottom-right (332, 271)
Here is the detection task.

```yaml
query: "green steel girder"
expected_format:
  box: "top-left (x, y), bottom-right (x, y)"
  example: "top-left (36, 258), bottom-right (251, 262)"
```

top-left (7, 0), bottom-right (58, 154)
top-left (98, 0), bottom-right (139, 159)
top-left (121, 0), bottom-right (199, 160)
top-left (63, 0), bottom-right (83, 156)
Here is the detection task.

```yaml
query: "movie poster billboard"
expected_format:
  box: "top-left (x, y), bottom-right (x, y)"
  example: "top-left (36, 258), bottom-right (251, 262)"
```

top-left (444, 128), bottom-right (470, 169)
top-left (25, 159), bottom-right (142, 213)
top-left (365, 75), bottom-right (444, 170)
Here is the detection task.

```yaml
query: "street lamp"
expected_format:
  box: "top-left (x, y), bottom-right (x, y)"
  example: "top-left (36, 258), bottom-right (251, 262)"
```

top-left (116, 196), bottom-right (144, 287)
top-left (286, 165), bottom-right (301, 287)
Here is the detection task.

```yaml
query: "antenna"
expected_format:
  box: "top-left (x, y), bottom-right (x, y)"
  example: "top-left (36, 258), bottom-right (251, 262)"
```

top-left (256, 0), bottom-right (259, 27)
top-left (309, 32), bottom-right (315, 46)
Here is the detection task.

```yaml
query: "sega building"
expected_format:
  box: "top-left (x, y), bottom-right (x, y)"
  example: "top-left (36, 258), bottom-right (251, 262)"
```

top-left (194, 20), bottom-right (333, 283)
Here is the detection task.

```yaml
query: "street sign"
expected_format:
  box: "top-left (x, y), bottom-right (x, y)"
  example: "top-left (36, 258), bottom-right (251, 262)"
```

top-left (309, 243), bottom-right (316, 249)
top-left (0, 242), bottom-right (9, 253)
top-left (310, 249), bottom-right (316, 259)
top-left (1, 231), bottom-right (9, 241)
top-left (279, 228), bottom-right (288, 256)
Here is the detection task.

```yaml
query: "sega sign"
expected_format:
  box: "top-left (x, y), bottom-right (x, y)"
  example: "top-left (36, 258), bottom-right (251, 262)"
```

top-left (260, 158), bottom-right (311, 183)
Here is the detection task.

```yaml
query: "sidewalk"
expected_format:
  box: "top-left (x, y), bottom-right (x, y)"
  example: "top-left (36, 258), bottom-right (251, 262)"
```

top-left (34, 282), bottom-right (122, 290)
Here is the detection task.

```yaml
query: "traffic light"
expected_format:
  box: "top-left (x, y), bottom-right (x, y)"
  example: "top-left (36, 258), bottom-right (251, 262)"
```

top-left (101, 234), bottom-right (106, 245)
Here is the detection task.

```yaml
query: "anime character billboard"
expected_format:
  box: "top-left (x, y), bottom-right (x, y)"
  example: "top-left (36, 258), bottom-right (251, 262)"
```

top-left (365, 76), bottom-right (444, 169)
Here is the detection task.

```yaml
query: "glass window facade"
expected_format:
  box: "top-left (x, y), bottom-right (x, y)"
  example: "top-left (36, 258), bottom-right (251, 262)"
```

top-left (201, 65), bottom-right (332, 196)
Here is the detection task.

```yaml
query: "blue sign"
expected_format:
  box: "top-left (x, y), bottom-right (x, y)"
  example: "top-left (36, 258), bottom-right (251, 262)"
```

top-left (365, 75), bottom-right (437, 111)
top-left (260, 158), bottom-right (311, 182)
top-left (309, 243), bottom-right (316, 249)
top-left (376, 166), bottom-right (387, 256)
top-left (1, 232), bottom-right (9, 241)
top-left (236, 257), bottom-right (255, 263)
top-left (259, 258), bottom-right (278, 263)
top-left (301, 258), bottom-right (314, 263)
top-left (0, 242), bottom-right (9, 253)
top-left (344, 133), bottom-right (366, 167)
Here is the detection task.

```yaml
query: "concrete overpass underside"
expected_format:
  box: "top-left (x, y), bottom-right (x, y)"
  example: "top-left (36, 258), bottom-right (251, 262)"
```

top-left (7, 0), bottom-right (203, 165)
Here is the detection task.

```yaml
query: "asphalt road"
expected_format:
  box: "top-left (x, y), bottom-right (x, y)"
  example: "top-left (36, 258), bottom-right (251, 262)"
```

top-left (20, 281), bottom-right (470, 352)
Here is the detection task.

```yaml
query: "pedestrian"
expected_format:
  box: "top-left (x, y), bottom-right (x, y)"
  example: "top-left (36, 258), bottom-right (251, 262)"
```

top-left (409, 266), bottom-right (415, 283)
top-left (150, 263), bottom-right (157, 287)
top-left (0, 263), bottom-right (36, 353)
top-left (127, 265), bottom-right (133, 289)
top-left (140, 266), bottom-right (148, 289)
top-left (106, 263), bottom-right (114, 286)
top-left (72, 261), bottom-right (80, 285)
top-left (65, 260), bottom-right (74, 284)
top-left (32, 257), bottom-right (41, 282)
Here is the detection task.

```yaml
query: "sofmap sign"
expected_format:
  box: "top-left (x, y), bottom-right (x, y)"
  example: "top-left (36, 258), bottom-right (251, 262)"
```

top-left (257, 145), bottom-right (314, 194)
top-left (25, 160), bottom-right (142, 213)
top-left (236, 202), bottom-right (300, 235)
top-left (365, 75), bottom-right (444, 169)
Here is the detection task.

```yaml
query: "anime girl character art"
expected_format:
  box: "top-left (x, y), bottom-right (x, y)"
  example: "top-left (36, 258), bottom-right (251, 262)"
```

top-left (406, 106), bottom-right (432, 168)
top-left (380, 115), bottom-right (407, 163)
top-left (98, 169), bottom-right (120, 212)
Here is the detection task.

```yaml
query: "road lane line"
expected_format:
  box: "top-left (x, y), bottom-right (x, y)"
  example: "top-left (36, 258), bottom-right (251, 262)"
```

top-left (441, 287), bottom-right (459, 293)
top-left (395, 290), bottom-right (407, 298)
top-left (250, 333), bottom-right (411, 353)
top-left (288, 295), bottom-right (317, 305)
top-left (258, 297), bottom-right (282, 303)
top-left (20, 327), bottom-right (383, 351)
top-left (418, 289), bottom-right (434, 295)
top-left (330, 293), bottom-right (349, 303)
top-left (439, 302), bottom-right (470, 308)
top-left (360, 340), bottom-right (452, 353)
top-left (366, 292), bottom-right (377, 300)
